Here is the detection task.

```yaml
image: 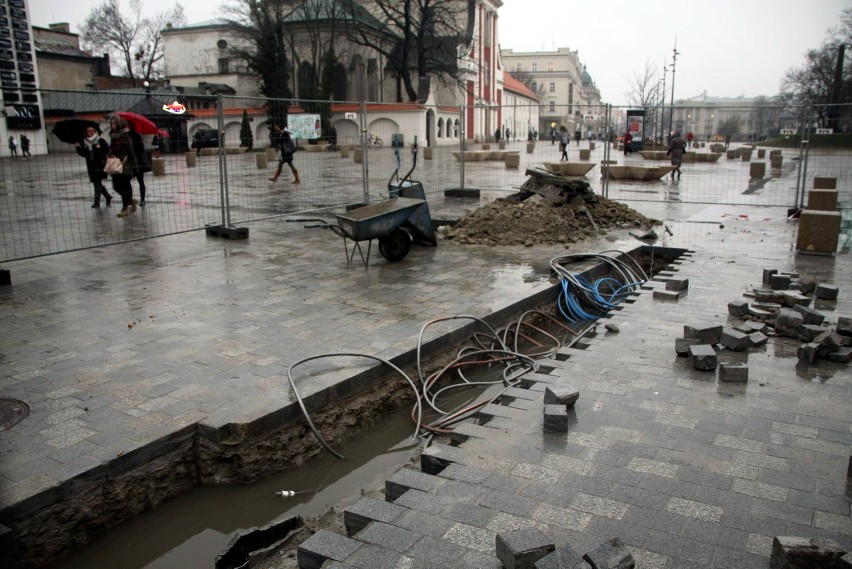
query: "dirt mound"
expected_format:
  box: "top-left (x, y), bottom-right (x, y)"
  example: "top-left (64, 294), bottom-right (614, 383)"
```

top-left (443, 188), bottom-right (658, 247)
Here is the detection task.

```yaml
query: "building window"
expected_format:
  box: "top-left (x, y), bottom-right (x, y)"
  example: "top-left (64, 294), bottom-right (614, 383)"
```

top-left (531, 62), bottom-right (537, 72)
top-left (549, 101), bottom-right (555, 112)
top-left (218, 58), bottom-right (229, 74)
top-left (515, 63), bottom-right (522, 71)
top-left (548, 64), bottom-right (553, 72)
top-left (549, 82), bottom-right (555, 93)
top-left (531, 81), bottom-right (537, 92)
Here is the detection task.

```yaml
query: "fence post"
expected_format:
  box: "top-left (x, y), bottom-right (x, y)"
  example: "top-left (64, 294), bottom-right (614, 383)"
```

top-left (205, 93), bottom-right (248, 239)
top-left (359, 99), bottom-right (369, 205)
top-left (603, 104), bottom-right (611, 198)
top-left (459, 104), bottom-right (466, 191)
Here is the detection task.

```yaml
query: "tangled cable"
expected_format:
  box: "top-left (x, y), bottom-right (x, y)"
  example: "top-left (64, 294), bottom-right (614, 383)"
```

top-left (550, 251), bottom-right (648, 323)
top-left (286, 312), bottom-right (594, 459)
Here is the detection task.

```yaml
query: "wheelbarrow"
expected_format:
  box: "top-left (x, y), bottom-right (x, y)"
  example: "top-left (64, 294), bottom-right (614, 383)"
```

top-left (288, 197), bottom-right (426, 267)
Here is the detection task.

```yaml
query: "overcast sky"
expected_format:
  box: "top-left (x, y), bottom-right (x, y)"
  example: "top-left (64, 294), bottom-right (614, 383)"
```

top-left (33, 0), bottom-right (848, 105)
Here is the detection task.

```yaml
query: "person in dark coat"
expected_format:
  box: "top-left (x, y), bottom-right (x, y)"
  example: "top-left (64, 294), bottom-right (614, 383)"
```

top-left (127, 125), bottom-right (151, 206)
top-left (268, 123), bottom-right (300, 184)
top-left (20, 134), bottom-right (31, 157)
top-left (107, 115), bottom-right (139, 217)
top-left (75, 125), bottom-right (112, 208)
top-left (666, 130), bottom-right (687, 179)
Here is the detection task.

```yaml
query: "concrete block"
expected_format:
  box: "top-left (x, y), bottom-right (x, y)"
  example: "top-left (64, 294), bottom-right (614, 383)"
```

top-left (544, 385), bottom-right (580, 408)
top-left (505, 153), bottom-right (521, 169)
top-left (297, 530), bottom-right (362, 569)
top-left (343, 497), bottom-right (404, 536)
top-left (770, 155), bottom-right (783, 168)
top-left (499, 140), bottom-right (507, 149)
top-left (748, 306), bottom-right (775, 319)
top-left (496, 527), bottom-right (555, 569)
top-left (807, 190), bottom-right (838, 211)
top-left (689, 344), bottom-right (717, 371)
top-left (684, 323), bottom-right (723, 344)
top-left (815, 283), bottom-right (839, 300)
top-left (728, 300), bottom-right (750, 317)
top-left (797, 342), bottom-right (820, 364)
top-left (770, 274), bottom-right (792, 290)
top-left (534, 544), bottom-right (587, 569)
top-left (654, 289), bottom-right (680, 300)
top-left (793, 305), bottom-right (825, 326)
top-left (828, 348), bottom-right (852, 363)
top-left (782, 291), bottom-right (810, 308)
top-left (665, 276), bottom-right (689, 291)
top-left (770, 536), bottom-right (846, 569)
top-left (579, 149), bottom-right (591, 160)
top-left (748, 331), bottom-right (769, 347)
top-left (526, 142), bottom-right (535, 154)
top-left (543, 405), bottom-right (568, 433)
top-left (758, 148), bottom-right (766, 158)
top-left (775, 308), bottom-right (805, 338)
top-left (583, 538), bottom-right (635, 569)
top-left (797, 324), bottom-right (828, 343)
top-left (769, 149), bottom-right (782, 157)
top-left (815, 331), bottom-right (844, 357)
top-left (719, 362), bottom-right (749, 383)
top-left (185, 152), bottom-right (197, 167)
top-left (740, 149), bottom-right (753, 161)
top-left (750, 162), bottom-right (766, 178)
top-left (151, 157), bottom-right (165, 176)
top-left (797, 210), bottom-right (841, 253)
top-left (255, 152), bottom-right (268, 169)
top-left (675, 337), bottom-right (700, 357)
top-left (755, 289), bottom-right (784, 303)
top-left (798, 277), bottom-right (818, 295)
top-left (721, 329), bottom-right (751, 351)
top-left (813, 176), bottom-right (837, 189)
top-left (837, 316), bottom-right (852, 337)
top-left (352, 148), bottom-right (363, 163)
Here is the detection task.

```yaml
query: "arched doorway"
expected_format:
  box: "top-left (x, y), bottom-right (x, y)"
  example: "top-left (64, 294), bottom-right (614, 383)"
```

top-left (425, 109), bottom-right (435, 147)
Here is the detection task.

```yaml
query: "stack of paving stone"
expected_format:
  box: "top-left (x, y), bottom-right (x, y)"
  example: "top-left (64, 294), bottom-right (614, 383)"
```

top-left (541, 383), bottom-right (580, 433)
top-left (726, 269), bottom-right (851, 365)
top-left (652, 273), bottom-right (689, 301)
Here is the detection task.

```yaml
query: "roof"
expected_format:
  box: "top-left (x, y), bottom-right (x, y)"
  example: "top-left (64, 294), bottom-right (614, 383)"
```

top-left (162, 19), bottom-right (230, 33)
top-left (502, 72), bottom-right (539, 102)
top-left (42, 87), bottom-right (194, 117)
top-left (35, 38), bottom-right (92, 60)
top-left (283, 0), bottom-right (384, 29)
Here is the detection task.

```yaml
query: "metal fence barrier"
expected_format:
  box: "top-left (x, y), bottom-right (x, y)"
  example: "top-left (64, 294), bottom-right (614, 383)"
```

top-left (0, 91), bottom-right (850, 262)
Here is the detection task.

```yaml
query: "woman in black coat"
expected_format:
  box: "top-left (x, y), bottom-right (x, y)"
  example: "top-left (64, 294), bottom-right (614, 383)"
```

top-left (75, 126), bottom-right (112, 208)
top-left (107, 115), bottom-right (139, 218)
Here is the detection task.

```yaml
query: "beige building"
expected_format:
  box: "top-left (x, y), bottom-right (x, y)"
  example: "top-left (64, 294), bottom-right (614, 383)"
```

top-left (33, 24), bottom-right (109, 90)
top-left (671, 92), bottom-right (784, 141)
top-left (501, 47), bottom-right (604, 139)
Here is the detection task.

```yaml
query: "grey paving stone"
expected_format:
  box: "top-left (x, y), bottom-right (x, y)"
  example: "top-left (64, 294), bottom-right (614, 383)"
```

top-left (543, 384), bottom-right (580, 407)
top-left (815, 283), bottom-right (840, 299)
top-left (534, 544), bottom-right (587, 569)
top-left (354, 521), bottom-right (419, 553)
top-left (721, 329), bottom-right (751, 351)
top-left (583, 537), bottom-right (635, 568)
top-left (343, 497), bottom-right (405, 536)
top-left (728, 300), bottom-right (750, 317)
top-left (689, 344), bottom-right (717, 371)
top-left (793, 305), bottom-right (826, 326)
top-left (718, 362), bottom-right (748, 383)
top-left (297, 530), bottom-right (362, 569)
top-left (684, 323), bottom-right (723, 344)
top-left (769, 274), bottom-right (791, 290)
top-left (385, 469), bottom-right (445, 502)
top-left (496, 527), bottom-right (555, 569)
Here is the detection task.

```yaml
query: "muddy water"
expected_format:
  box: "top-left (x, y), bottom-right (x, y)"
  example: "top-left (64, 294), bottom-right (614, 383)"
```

top-left (46, 410), bottom-right (421, 569)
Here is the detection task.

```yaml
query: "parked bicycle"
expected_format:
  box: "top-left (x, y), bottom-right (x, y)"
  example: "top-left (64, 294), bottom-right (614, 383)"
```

top-left (366, 133), bottom-right (383, 147)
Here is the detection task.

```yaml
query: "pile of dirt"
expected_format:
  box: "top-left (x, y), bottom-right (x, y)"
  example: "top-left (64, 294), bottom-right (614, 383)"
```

top-left (443, 185), bottom-right (659, 247)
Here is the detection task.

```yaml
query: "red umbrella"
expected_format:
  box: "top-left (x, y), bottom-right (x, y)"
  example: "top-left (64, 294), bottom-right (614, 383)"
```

top-left (115, 111), bottom-right (158, 135)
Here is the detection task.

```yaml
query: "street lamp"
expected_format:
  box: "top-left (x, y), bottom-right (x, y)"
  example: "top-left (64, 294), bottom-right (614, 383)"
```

top-left (668, 42), bottom-right (680, 138)
top-left (659, 57), bottom-right (668, 144)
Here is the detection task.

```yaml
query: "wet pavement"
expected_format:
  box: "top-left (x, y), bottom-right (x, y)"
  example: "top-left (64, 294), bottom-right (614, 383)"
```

top-left (0, 147), bottom-right (850, 568)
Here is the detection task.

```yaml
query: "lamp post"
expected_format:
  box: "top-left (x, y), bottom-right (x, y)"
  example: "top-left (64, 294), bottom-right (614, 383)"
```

top-left (668, 42), bottom-right (680, 139)
top-left (659, 57), bottom-right (668, 144)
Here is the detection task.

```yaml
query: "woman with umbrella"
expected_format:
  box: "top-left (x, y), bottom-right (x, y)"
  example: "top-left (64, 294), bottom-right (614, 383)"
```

top-left (107, 115), bottom-right (139, 218)
top-left (75, 125), bottom-right (112, 208)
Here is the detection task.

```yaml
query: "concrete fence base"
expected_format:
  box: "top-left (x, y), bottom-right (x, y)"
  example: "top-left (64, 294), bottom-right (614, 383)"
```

top-left (152, 158), bottom-right (165, 176)
top-left (255, 152), bottom-right (268, 169)
top-left (185, 152), bottom-right (196, 167)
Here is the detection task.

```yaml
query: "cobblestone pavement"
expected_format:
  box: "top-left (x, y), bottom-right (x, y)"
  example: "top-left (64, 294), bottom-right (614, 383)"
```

top-left (1, 168), bottom-right (850, 567)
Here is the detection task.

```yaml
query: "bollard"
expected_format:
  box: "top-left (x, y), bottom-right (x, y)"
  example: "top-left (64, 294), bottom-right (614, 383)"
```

top-left (813, 177), bottom-right (837, 189)
top-left (740, 149), bottom-right (752, 162)
top-left (340, 146), bottom-right (349, 158)
top-left (770, 155), bottom-right (783, 168)
top-left (498, 140), bottom-right (506, 150)
top-left (589, 142), bottom-right (595, 151)
top-left (579, 149), bottom-right (591, 160)
top-left (152, 157), bottom-right (165, 176)
top-left (423, 146), bottom-right (433, 160)
top-left (255, 152), bottom-right (268, 169)
top-left (265, 147), bottom-right (276, 162)
top-left (185, 152), bottom-right (196, 167)
top-left (353, 147), bottom-right (362, 163)
top-left (504, 153), bottom-right (520, 169)
top-left (481, 143), bottom-right (491, 151)
top-left (757, 148), bottom-right (766, 158)
top-left (526, 142), bottom-right (535, 154)
top-left (749, 162), bottom-right (766, 178)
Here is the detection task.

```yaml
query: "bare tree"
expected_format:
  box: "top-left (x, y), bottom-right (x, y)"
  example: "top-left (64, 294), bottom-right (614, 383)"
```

top-left (342, 0), bottom-right (470, 102)
top-left (624, 59), bottom-right (659, 108)
top-left (80, 0), bottom-right (185, 85)
top-left (510, 70), bottom-right (547, 99)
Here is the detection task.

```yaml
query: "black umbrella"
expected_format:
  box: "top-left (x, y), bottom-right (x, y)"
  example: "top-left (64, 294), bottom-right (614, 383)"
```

top-left (52, 119), bottom-right (101, 144)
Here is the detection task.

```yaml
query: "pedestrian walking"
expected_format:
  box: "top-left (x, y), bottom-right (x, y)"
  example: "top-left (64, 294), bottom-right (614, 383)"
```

top-left (623, 131), bottom-right (633, 155)
top-left (75, 126), bottom-right (112, 208)
top-left (128, 125), bottom-right (151, 206)
top-left (20, 134), bottom-right (30, 157)
top-left (686, 131), bottom-right (694, 146)
top-left (505, 127), bottom-right (510, 141)
top-left (724, 134), bottom-right (731, 149)
top-left (559, 126), bottom-right (569, 161)
top-left (268, 123), bottom-right (300, 184)
top-left (8, 135), bottom-right (17, 156)
top-left (574, 129), bottom-right (581, 145)
top-left (107, 115), bottom-right (139, 218)
top-left (667, 130), bottom-right (687, 179)
top-left (494, 128), bottom-right (501, 142)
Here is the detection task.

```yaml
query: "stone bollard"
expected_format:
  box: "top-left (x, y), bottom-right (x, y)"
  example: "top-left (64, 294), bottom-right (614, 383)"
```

top-left (757, 148), bottom-right (766, 158)
top-left (353, 148), bottom-right (362, 163)
top-left (740, 149), bottom-right (752, 161)
top-left (526, 142), bottom-right (535, 154)
top-left (423, 146), bottom-right (433, 160)
top-left (265, 147), bottom-right (276, 162)
top-left (579, 149), bottom-right (591, 160)
top-left (770, 155), bottom-right (783, 168)
top-left (255, 152), bottom-right (268, 169)
top-left (185, 152), bottom-right (197, 167)
top-left (589, 142), bottom-right (595, 151)
top-left (797, 210), bottom-right (841, 253)
top-left (504, 153), bottom-right (520, 169)
top-left (152, 157), bottom-right (165, 176)
top-left (749, 162), bottom-right (766, 178)
top-left (498, 140), bottom-right (506, 150)
top-left (807, 190), bottom-right (838, 211)
top-left (726, 150), bottom-right (737, 159)
top-left (340, 145), bottom-right (349, 158)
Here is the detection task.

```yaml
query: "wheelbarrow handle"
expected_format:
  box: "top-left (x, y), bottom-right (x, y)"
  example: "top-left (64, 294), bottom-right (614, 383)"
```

top-left (286, 218), bottom-right (328, 224)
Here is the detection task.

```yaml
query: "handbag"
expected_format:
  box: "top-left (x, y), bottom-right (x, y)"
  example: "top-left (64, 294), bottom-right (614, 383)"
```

top-left (104, 155), bottom-right (125, 175)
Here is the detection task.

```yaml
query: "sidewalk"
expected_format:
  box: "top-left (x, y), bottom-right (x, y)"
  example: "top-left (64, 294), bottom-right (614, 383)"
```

top-left (1, 178), bottom-right (850, 567)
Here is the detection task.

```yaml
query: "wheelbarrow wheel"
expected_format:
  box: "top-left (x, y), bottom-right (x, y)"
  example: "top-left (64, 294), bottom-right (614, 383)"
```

top-left (378, 229), bottom-right (412, 262)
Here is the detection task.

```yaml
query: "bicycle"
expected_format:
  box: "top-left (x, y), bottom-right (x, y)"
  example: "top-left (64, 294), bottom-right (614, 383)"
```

top-left (366, 133), bottom-right (383, 147)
